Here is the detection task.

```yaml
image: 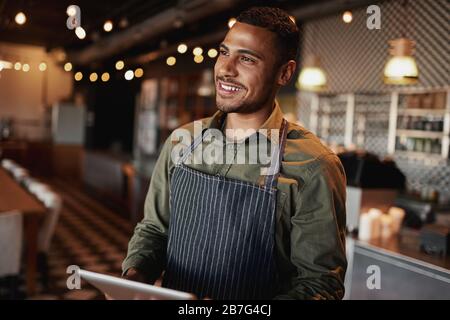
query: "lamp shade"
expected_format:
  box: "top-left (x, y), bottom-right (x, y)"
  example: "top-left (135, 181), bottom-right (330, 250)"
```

top-left (297, 55), bottom-right (327, 91)
top-left (383, 38), bottom-right (419, 85)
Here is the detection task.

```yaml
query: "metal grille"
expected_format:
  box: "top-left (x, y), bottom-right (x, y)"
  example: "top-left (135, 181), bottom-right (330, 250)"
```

top-left (301, 0), bottom-right (449, 93)
top-left (316, 94), bottom-right (347, 146)
top-left (353, 94), bottom-right (391, 156)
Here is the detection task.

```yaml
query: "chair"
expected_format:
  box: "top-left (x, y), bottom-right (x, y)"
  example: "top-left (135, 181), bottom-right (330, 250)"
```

top-left (37, 192), bottom-right (62, 289)
top-left (0, 211), bottom-right (23, 299)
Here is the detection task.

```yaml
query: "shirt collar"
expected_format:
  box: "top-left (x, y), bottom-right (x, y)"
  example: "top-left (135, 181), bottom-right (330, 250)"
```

top-left (206, 100), bottom-right (285, 143)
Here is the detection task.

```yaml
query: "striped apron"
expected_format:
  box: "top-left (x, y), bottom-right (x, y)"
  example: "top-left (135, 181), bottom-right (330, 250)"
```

top-left (163, 119), bottom-right (288, 299)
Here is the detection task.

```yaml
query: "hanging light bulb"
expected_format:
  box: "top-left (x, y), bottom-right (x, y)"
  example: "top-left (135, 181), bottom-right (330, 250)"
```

top-left (297, 55), bottom-right (327, 91)
top-left (14, 62), bottom-right (22, 70)
top-left (383, 38), bottom-right (419, 85)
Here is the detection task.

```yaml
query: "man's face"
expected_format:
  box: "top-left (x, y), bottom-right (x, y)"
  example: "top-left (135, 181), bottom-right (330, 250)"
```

top-left (214, 22), bottom-right (281, 114)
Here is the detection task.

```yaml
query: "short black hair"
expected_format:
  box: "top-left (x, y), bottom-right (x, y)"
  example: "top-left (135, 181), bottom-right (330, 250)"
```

top-left (236, 6), bottom-right (299, 65)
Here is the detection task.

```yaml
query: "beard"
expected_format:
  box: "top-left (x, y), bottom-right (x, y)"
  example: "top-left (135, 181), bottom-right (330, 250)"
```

top-left (216, 83), bottom-right (274, 114)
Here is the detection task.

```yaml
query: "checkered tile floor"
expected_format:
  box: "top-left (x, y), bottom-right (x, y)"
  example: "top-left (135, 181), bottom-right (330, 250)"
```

top-left (25, 179), bottom-right (133, 300)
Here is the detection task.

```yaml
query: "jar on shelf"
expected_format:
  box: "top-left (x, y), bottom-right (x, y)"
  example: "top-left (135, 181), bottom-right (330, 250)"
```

top-left (431, 139), bottom-right (441, 154)
top-left (415, 138), bottom-right (424, 152)
top-left (423, 139), bottom-right (432, 153)
top-left (422, 93), bottom-right (434, 109)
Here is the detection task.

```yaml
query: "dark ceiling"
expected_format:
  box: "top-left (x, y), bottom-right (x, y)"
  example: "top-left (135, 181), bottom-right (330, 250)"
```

top-left (0, 0), bottom-right (178, 49)
top-left (0, 0), bottom-right (345, 67)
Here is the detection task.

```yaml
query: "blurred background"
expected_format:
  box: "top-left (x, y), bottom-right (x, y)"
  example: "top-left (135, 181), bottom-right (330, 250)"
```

top-left (0, 0), bottom-right (449, 300)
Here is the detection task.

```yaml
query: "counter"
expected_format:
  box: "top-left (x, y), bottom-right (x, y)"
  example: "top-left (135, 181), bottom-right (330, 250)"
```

top-left (345, 228), bottom-right (450, 299)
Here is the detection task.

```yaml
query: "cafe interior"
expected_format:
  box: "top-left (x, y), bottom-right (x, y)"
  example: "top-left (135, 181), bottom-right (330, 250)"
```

top-left (0, 0), bottom-right (449, 300)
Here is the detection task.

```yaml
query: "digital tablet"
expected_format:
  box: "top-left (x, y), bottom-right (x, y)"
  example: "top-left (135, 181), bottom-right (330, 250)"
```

top-left (78, 269), bottom-right (196, 300)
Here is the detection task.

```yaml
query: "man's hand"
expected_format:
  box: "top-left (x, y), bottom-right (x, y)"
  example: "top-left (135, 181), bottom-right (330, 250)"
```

top-left (104, 268), bottom-right (148, 300)
top-left (123, 268), bottom-right (148, 283)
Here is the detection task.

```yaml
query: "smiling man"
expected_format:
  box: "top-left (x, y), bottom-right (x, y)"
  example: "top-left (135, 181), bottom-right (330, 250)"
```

top-left (122, 7), bottom-right (347, 300)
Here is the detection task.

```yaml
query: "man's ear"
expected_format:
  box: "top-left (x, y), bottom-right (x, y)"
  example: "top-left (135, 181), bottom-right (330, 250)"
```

top-left (277, 60), bottom-right (297, 86)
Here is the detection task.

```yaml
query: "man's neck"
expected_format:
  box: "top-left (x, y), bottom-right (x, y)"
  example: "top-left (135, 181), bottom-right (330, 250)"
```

top-left (224, 102), bottom-right (275, 140)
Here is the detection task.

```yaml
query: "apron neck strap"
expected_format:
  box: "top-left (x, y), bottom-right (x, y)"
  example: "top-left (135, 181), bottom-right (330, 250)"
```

top-left (262, 118), bottom-right (288, 189)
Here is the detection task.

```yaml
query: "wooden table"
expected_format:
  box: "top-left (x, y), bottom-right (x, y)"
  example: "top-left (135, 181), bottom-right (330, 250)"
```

top-left (0, 167), bottom-right (47, 296)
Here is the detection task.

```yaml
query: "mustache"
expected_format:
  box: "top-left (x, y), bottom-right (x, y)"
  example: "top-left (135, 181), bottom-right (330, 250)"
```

top-left (216, 76), bottom-right (246, 89)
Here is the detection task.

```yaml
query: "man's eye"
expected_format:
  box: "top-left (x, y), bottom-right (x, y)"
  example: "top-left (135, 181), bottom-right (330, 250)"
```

top-left (219, 49), bottom-right (228, 56)
top-left (241, 56), bottom-right (255, 63)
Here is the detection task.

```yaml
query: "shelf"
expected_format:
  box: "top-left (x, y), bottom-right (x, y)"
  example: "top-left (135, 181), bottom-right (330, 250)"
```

top-left (394, 150), bottom-right (446, 160)
top-left (398, 108), bottom-right (447, 116)
top-left (396, 129), bottom-right (445, 139)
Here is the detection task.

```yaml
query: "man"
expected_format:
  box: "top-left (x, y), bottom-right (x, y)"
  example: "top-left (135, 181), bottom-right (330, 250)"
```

top-left (122, 7), bottom-right (347, 300)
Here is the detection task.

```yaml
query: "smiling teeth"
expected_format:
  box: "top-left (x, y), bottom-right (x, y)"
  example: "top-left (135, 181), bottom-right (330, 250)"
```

top-left (221, 83), bottom-right (241, 91)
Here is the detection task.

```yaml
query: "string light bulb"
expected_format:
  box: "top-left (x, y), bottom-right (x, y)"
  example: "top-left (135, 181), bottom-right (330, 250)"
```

top-left (104, 20), bottom-right (113, 32)
top-left (15, 12), bottom-right (26, 25)
top-left (194, 55), bottom-right (204, 64)
top-left (64, 62), bottom-right (72, 72)
top-left (193, 47), bottom-right (203, 56)
top-left (207, 49), bottom-right (218, 58)
top-left (39, 62), bottom-right (47, 71)
top-left (342, 11), bottom-right (353, 23)
top-left (134, 68), bottom-right (144, 78)
top-left (166, 56), bottom-right (176, 66)
top-left (177, 43), bottom-right (188, 54)
top-left (75, 27), bottom-right (86, 39)
top-left (74, 72), bottom-right (83, 81)
top-left (124, 70), bottom-right (134, 80)
top-left (89, 72), bottom-right (98, 82)
top-left (101, 72), bottom-right (110, 82)
top-left (115, 60), bottom-right (124, 70)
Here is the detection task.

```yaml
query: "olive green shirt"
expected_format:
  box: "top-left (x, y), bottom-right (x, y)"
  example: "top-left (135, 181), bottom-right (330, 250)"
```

top-left (123, 102), bottom-right (347, 300)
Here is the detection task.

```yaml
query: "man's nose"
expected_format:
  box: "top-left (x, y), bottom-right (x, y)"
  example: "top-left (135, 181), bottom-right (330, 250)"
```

top-left (218, 57), bottom-right (238, 78)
